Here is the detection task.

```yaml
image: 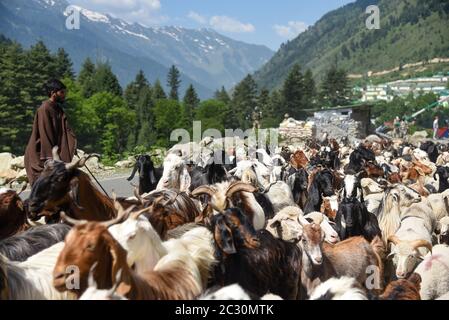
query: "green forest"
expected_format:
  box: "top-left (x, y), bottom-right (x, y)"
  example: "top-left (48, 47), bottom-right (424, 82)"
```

top-left (0, 36), bottom-right (328, 161)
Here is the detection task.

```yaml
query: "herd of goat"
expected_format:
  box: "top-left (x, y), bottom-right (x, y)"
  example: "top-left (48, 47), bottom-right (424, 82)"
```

top-left (2, 136), bottom-right (449, 300)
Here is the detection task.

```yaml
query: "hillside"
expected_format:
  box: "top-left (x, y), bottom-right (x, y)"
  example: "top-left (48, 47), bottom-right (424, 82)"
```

top-left (254, 0), bottom-right (449, 90)
top-left (0, 0), bottom-right (273, 98)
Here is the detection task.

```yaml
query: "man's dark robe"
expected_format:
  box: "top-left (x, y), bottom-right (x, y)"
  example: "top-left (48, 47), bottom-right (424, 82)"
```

top-left (24, 100), bottom-right (77, 186)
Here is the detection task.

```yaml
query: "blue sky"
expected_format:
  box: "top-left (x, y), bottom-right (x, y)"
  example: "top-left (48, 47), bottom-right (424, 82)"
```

top-left (68, 0), bottom-right (355, 50)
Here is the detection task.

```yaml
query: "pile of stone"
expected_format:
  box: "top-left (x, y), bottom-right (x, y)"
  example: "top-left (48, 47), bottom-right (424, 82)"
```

top-left (311, 111), bottom-right (365, 142)
top-left (0, 153), bottom-right (27, 186)
top-left (278, 118), bottom-right (316, 144)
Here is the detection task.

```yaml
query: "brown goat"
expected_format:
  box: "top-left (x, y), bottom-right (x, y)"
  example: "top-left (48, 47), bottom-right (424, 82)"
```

top-left (53, 207), bottom-right (202, 300)
top-left (135, 189), bottom-right (200, 240)
top-left (291, 150), bottom-right (309, 169)
top-left (27, 147), bottom-right (139, 222)
top-left (387, 172), bottom-right (402, 184)
top-left (378, 273), bottom-right (421, 300)
top-left (299, 218), bottom-right (384, 299)
top-left (0, 189), bottom-right (29, 240)
top-left (363, 162), bottom-right (385, 179)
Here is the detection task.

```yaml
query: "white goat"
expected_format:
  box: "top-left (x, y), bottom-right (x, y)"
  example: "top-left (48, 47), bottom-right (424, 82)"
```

top-left (376, 184), bottom-right (421, 245)
top-left (156, 153), bottom-right (191, 192)
top-left (1, 242), bottom-right (76, 300)
top-left (415, 244), bottom-right (449, 300)
top-left (387, 203), bottom-right (435, 279)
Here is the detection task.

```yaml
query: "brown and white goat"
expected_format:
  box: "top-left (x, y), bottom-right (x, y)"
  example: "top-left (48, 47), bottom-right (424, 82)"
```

top-left (53, 207), bottom-right (203, 300)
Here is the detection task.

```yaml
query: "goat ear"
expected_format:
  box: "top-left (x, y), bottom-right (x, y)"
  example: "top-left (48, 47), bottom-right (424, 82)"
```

top-left (88, 262), bottom-right (98, 289)
top-left (101, 231), bottom-right (128, 290)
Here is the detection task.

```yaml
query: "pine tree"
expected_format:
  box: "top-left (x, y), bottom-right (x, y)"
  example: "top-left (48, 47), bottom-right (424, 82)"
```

top-left (135, 86), bottom-right (155, 147)
top-left (54, 48), bottom-right (74, 80)
top-left (153, 79), bottom-right (167, 100)
top-left (93, 62), bottom-right (122, 96)
top-left (167, 65), bottom-right (181, 100)
top-left (231, 74), bottom-right (258, 129)
top-left (125, 70), bottom-right (150, 111)
top-left (183, 84), bottom-right (200, 124)
top-left (23, 41), bottom-right (56, 142)
top-left (303, 69), bottom-right (317, 109)
top-left (281, 63), bottom-right (305, 119)
top-left (0, 42), bottom-right (29, 153)
top-left (124, 71), bottom-right (151, 150)
top-left (320, 66), bottom-right (350, 108)
top-left (214, 86), bottom-right (231, 105)
top-left (78, 58), bottom-right (96, 98)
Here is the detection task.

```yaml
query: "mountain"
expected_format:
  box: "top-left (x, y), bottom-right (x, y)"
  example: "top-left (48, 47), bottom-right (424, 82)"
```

top-left (254, 0), bottom-right (449, 90)
top-left (0, 0), bottom-right (273, 98)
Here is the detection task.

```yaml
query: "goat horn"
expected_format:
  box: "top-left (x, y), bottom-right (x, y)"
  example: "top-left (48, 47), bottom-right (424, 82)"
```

top-left (298, 214), bottom-right (310, 226)
top-left (192, 185), bottom-right (216, 198)
top-left (411, 240), bottom-right (433, 253)
top-left (226, 182), bottom-right (257, 198)
top-left (52, 146), bottom-right (61, 161)
top-left (387, 235), bottom-right (401, 246)
top-left (130, 206), bottom-right (152, 220)
top-left (101, 204), bottom-right (136, 228)
top-left (133, 187), bottom-right (145, 205)
top-left (65, 153), bottom-right (101, 171)
top-left (60, 211), bottom-right (88, 226)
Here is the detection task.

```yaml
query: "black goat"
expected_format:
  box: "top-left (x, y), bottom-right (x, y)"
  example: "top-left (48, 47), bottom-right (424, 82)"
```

top-left (189, 162), bottom-right (229, 192)
top-left (334, 196), bottom-right (381, 242)
top-left (345, 145), bottom-right (376, 174)
top-left (434, 166), bottom-right (449, 193)
top-left (284, 167), bottom-right (309, 210)
top-left (304, 168), bottom-right (335, 214)
top-left (420, 141), bottom-right (439, 163)
top-left (210, 208), bottom-right (302, 300)
top-left (0, 223), bottom-right (70, 261)
top-left (127, 155), bottom-right (163, 195)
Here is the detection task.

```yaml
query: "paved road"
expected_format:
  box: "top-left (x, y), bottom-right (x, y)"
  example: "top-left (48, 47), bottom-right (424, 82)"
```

top-left (20, 172), bottom-right (139, 201)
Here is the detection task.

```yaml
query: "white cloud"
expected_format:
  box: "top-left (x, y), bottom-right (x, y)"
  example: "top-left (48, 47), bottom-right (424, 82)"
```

top-left (68, 0), bottom-right (165, 25)
top-left (274, 21), bottom-right (308, 39)
top-left (209, 15), bottom-right (255, 33)
top-left (187, 11), bottom-right (207, 24)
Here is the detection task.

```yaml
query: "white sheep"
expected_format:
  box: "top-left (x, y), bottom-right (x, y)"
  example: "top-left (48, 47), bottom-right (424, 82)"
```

top-left (414, 244), bottom-right (449, 300)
